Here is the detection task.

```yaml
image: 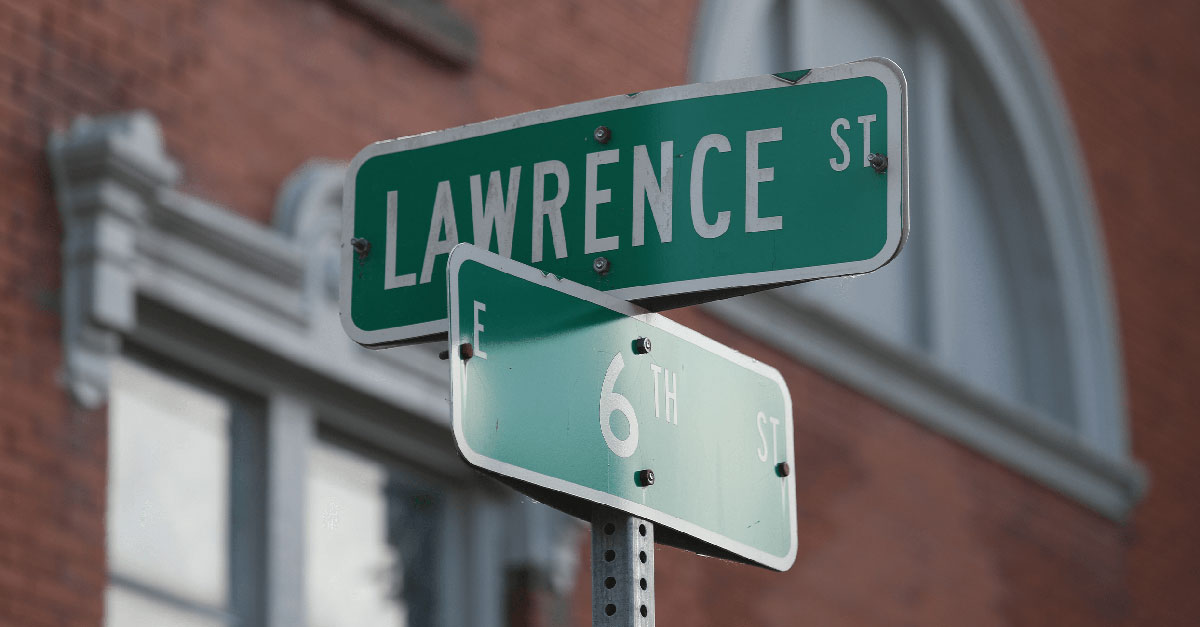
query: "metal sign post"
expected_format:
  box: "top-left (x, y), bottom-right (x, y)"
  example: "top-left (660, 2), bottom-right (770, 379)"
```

top-left (592, 508), bottom-right (655, 626)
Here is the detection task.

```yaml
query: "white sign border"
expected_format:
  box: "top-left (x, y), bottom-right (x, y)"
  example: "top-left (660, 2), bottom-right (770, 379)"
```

top-left (447, 243), bottom-right (799, 571)
top-left (343, 57), bottom-right (909, 347)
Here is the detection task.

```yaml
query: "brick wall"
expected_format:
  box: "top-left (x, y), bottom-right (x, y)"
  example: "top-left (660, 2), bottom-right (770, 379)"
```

top-left (576, 2), bottom-right (1200, 624)
top-left (0, 0), bottom-right (699, 624)
top-left (1, 2), bottom-right (109, 623)
top-left (574, 1), bottom-right (1200, 625)
top-left (2, 0), bottom-right (1198, 625)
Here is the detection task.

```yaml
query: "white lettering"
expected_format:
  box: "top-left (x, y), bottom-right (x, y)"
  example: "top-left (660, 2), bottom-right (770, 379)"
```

top-left (756, 411), bottom-right (769, 462)
top-left (745, 127), bottom-right (783, 233)
top-left (664, 368), bottom-right (678, 424)
top-left (472, 301), bottom-right (488, 360)
top-left (632, 142), bottom-right (674, 246)
top-left (830, 118), bottom-right (850, 171)
top-left (419, 181), bottom-right (459, 284)
top-left (768, 416), bottom-right (781, 465)
top-left (690, 134), bottom-right (732, 238)
top-left (599, 353), bottom-right (638, 457)
top-left (470, 167), bottom-right (521, 258)
top-left (531, 160), bottom-right (569, 263)
top-left (858, 114), bottom-right (877, 167)
top-left (585, 149), bottom-right (620, 254)
top-left (384, 191), bottom-right (416, 289)
top-left (650, 363), bottom-right (663, 419)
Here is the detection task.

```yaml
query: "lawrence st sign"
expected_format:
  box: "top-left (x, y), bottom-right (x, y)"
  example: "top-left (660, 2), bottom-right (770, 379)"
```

top-left (448, 245), bottom-right (797, 570)
top-left (343, 58), bottom-right (908, 346)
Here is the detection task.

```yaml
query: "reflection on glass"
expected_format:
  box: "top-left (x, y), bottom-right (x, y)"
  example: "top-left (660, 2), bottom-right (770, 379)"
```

top-left (307, 439), bottom-right (443, 627)
top-left (106, 359), bottom-right (233, 625)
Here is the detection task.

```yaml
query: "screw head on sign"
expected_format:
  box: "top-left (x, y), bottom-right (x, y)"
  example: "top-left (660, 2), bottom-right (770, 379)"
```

top-left (775, 461), bottom-right (791, 478)
top-left (350, 237), bottom-right (371, 257)
top-left (633, 337), bottom-right (652, 354)
top-left (636, 468), bottom-right (655, 487)
top-left (867, 153), bottom-right (888, 173)
top-left (459, 342), bottom-right (474, 360)
top-left (593, 256), bottom-right (611, 275)
top-left (594, 126), bottom-right (612, 144)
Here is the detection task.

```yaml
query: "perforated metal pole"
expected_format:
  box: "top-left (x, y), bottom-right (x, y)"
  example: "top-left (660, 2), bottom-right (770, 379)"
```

top-left (592, 507), bottom-right (654, 626)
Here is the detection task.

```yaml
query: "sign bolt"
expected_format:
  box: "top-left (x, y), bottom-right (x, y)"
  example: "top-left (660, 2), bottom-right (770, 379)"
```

top-left (775, 461), bottom-right (791, 478)
top-left (636, 469), bottom-right (655, 487)
top-left (350, 237), bottom-right (371, 258)
top-left (594, 125), bottom-right (612, 144)
top-left (633, 337), bottom-right (652, 354)
top-left (593, 256), bottom-right (611, 275)
top-left (459, 342), bottom-right (474, 360)
top-left (867, 153), bottom-right (888, 173)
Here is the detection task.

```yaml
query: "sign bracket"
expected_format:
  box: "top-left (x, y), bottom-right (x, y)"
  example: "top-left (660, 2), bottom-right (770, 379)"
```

top-left (592, 506), bottom-right (655, 626)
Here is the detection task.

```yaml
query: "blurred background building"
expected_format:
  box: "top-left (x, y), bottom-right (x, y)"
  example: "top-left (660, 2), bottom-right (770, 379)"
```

top-left (1, 0), bottom-right (1198, 625)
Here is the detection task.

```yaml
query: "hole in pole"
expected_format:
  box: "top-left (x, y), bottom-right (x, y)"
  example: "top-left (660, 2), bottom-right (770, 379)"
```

top-left (639, 524), bottom-right (646, 536)
top-left (604, 549), bottom-right (616, 562)
top-left (640, 578), bottom-right (647, 590)
top-left (605, 604), bottom-right (616, 616)
top-left (639, 551), bottom-right (647, 563)
top-left (604, 522), bottom-right (615, 535)
top-left (640, 605), bottom-right (648, 617)
top-left (605, 577), bottom-right (616, 589)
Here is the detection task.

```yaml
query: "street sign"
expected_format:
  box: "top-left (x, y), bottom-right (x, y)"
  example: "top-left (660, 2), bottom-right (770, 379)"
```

top-left (343, 57), bottom-right (908, 347)
top-left (448, 244), bottom-right (797, 571)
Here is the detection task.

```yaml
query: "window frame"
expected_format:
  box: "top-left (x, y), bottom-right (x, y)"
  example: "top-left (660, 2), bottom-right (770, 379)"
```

top-left (105, 349), bottom-right (267, 627)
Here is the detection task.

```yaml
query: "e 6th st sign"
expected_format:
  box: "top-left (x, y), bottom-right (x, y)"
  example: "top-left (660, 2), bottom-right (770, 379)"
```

top-left (341, 58), bottom-right (908, 346)
top-left (448, 245), bottom-right (797, 571)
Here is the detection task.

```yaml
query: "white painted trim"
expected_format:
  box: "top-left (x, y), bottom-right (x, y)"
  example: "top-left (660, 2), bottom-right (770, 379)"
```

top-left (264, 394), bottom-right (312, 627)
top-left (341, 58), bottom-right (909, 347)
top-left (690, 0), bottom-right (1144, 519)
top-left (447, 244), bottom-right (797, 571)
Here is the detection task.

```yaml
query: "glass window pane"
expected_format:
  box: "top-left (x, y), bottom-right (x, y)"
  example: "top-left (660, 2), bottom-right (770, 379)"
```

top-left (307, 439), bottom-right (443, 627)
top-left (107, 359), bottom-right (232, 613)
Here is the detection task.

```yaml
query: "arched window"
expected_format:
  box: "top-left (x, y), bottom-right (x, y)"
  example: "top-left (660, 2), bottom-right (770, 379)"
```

top-left (692, 0), bottom-right (1143, 517)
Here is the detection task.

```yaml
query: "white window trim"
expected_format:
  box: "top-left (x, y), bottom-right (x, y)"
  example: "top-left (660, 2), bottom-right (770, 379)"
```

top-left (49, 112), bottom-right (581, 627)
top-left (692, 0), bottom-right (1145, 520)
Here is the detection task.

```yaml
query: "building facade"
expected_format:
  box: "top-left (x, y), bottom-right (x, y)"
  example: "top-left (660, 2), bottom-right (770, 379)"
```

top-left (1, 0), bottom-right (1198, 625)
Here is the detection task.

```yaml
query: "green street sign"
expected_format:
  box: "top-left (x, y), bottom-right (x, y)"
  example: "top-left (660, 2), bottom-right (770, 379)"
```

top-left (343, 58), bottom-right (908, 346)
top-left (448, 245), bottom-right (797, 570)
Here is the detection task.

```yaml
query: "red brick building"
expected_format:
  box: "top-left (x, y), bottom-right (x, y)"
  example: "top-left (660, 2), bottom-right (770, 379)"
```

top-left (1, 0), bottom-right (1197, 625)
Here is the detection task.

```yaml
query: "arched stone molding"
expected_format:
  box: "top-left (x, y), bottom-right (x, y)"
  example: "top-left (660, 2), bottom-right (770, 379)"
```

top-left (691, 0), bottom-right (1144, 518)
